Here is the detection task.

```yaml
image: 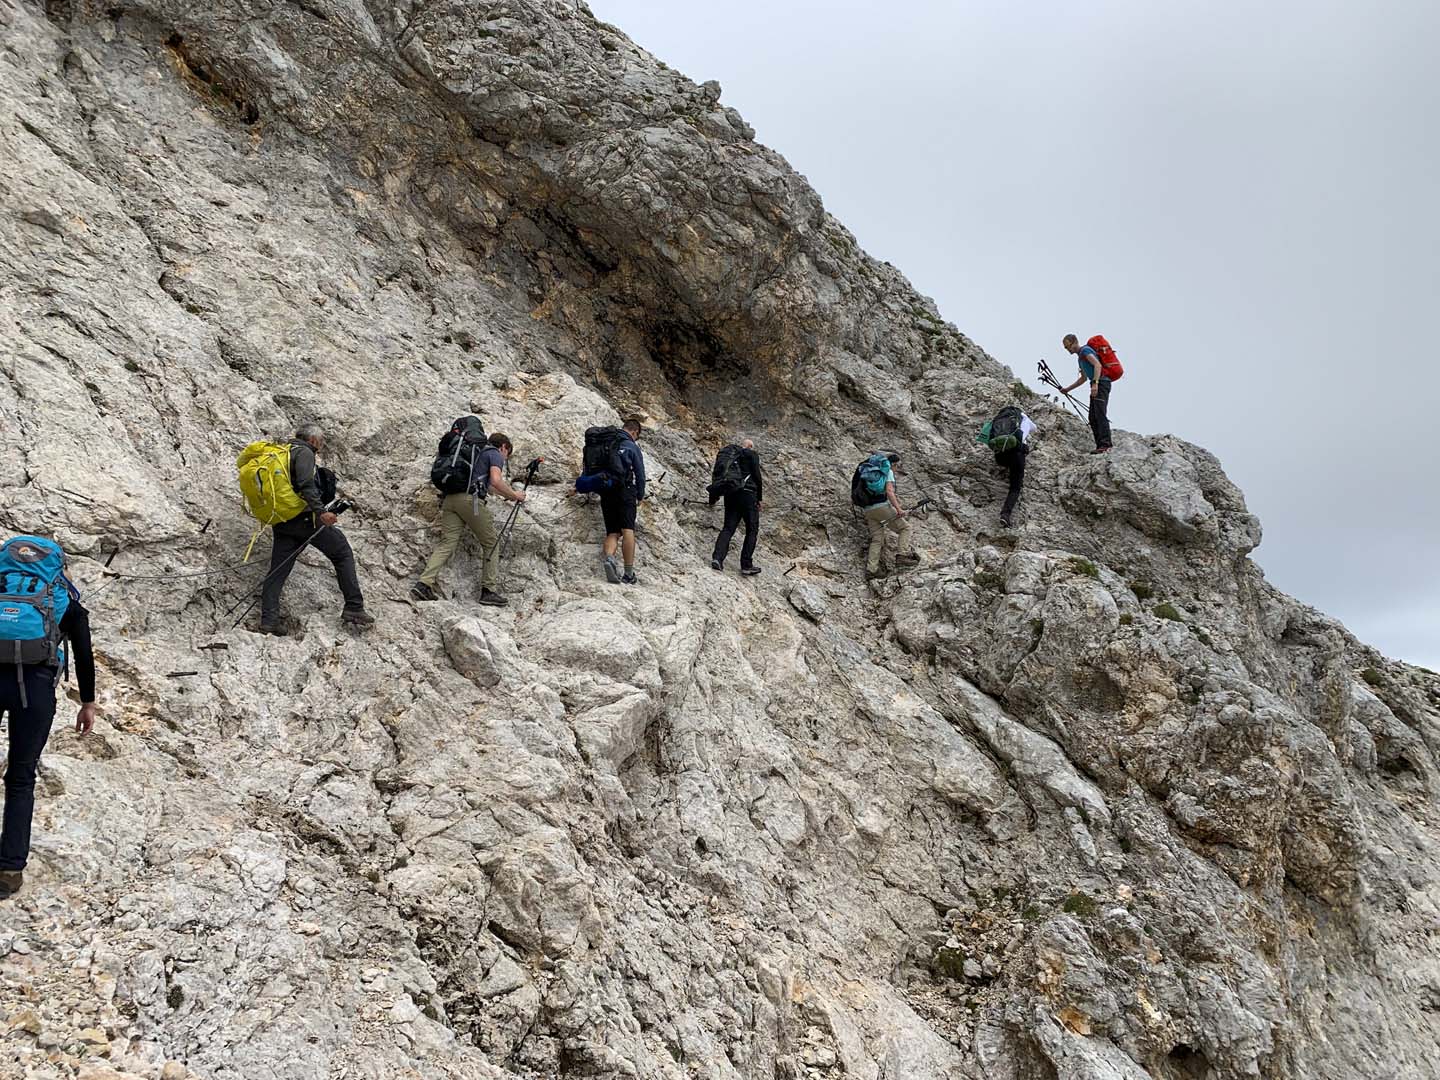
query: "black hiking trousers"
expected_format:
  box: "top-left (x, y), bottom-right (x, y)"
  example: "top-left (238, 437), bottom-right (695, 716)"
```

top-left (0, 665), bottom-right (58, 871)
top-left (995, 445), bottom-right (1028, 518)
top-left (1088, 377), bottom-right (1113, 450)
top-left (260, 516), bottom-right (364, 625)
top-left (712, 491), bottom-right (760, 570)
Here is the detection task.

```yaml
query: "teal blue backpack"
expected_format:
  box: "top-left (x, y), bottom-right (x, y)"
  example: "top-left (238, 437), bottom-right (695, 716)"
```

top-left (0, 536), bottom-right (76, 670)
top-left (850, 454), bottom-right (892, 506)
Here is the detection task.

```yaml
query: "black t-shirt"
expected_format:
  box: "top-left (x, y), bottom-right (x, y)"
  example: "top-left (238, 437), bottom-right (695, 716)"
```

top-left (3, 600), bottom-right (95, 703)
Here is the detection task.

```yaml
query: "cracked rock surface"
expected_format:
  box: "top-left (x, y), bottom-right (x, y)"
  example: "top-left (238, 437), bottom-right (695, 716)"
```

top-left (2, 1), bottom-right (1438, 1077)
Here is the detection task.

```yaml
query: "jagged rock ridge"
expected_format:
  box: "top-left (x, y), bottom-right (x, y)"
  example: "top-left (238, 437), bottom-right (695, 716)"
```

top-left (2, 1), bottom-right (1438, 1077)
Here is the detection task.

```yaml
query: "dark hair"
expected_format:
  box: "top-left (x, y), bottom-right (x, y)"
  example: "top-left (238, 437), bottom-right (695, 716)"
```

top-left (488, 432), bottom-right (513, 453)
top-left (622, 417), bottom-right (644, 436)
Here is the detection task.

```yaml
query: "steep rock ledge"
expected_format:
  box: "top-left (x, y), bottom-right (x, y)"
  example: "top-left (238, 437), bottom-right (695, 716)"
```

top-left (2, 2), bottom-right (1438, 1077)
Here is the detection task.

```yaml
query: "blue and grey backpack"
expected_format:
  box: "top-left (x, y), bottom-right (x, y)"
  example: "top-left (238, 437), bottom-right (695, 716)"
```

top-left (0, 536), bottom-right (77, 671)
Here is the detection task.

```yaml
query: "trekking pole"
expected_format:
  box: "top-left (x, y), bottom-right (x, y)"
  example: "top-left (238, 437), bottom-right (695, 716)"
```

top-left (226, 498), bottom-right (354, 627)
top-left (499, 458), bottom-right (543, 560)
top-left (1037, 360), bottom-right (1086, 417)
top-left (226, 524), bottom-right (327, 627)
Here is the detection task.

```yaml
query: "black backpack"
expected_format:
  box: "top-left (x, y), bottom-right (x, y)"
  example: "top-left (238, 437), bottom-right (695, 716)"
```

top-left (430, 415), bottom-right (488, 495)
top-left (706, 445), bottom-right (750, 500)
top-left (582, 426), bottom-right (628, 484)
top-left (986, 406), bottom-right (1024, 456)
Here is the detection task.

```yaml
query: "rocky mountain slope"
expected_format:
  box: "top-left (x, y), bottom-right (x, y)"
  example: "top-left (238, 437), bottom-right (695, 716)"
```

top-left (2, 1), bottom-right (1438, 1077)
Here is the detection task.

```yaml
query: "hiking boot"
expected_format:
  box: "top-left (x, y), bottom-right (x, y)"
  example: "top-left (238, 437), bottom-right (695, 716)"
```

top-left (895, 552), bottom-right (921, 566)
top-left (621, 571), bottom-right (638, 585)
top-left (410, 581), bottom-right (439, 602)
top-left (258, 622), bottom-right (287, 637)
top-left (342, 609), bottom-right (375, 629)
top-left (603, 557), bottom-right (621, 584)
top-left (999, 512), bottom-right (1013, 529)
top-left (480, 589), bottom-right (508, 607)
top-left (1090, 446), bottom-right (1111, 455)
top-left (711, 559), bottom-right (723, 571)
top-left (0, 870), bottom-right (22, 899)
top-left (740, 565), bottom-right (762, 576)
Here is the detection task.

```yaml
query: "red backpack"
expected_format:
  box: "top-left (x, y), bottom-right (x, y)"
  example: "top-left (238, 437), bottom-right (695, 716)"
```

top-left (1086, 335), bottom-right (1124, 381)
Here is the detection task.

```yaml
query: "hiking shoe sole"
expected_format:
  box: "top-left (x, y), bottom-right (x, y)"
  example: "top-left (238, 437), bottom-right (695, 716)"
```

top-left (480, 592), bottom-right (508, 607)
top-left (740, 567), bottom-right (762, 576)
top-left (258, 624), bottom-right (287, 637)
top-left (342, 611), bottom-right (375, 628)
top-left (410, 583), bottom-right (439, 601)
top-left (604, 560), bottom-right (622, 584)
top-left (0, 871), bottom-right (22, 899)
top-left (621, 574), bottom-right (638, 585)
top-left (711, 559), bottom-right (723, 571)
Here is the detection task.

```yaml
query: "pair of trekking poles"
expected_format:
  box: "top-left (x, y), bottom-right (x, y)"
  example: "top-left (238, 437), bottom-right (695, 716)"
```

top-left (1037, 359), bottom-right (1087, 418)
top-left (497, 458), bottom-right (543, 560)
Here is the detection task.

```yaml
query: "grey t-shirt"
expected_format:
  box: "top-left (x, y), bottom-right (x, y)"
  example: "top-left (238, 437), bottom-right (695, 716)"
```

top-left (475, 446), bottom-right (506, 498)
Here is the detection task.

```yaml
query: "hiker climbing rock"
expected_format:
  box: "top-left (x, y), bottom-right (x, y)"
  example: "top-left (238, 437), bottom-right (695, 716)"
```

top-left (1059, 333), bottom-right (1122, 453)
top-left (578, 418), bottom-right (646, 585)
top-left (0, 537), bottom-right (97, 900)
top-left (238, 423), bottom-right (373, 635)
top-left (851, 451), bottom-right (920, 579)
top-left (977, 406), bottom-right (1037, 528)
top-left (708, 438), bottom-right (763, 575)
top-left (412, 429), bottom-right (526, 607)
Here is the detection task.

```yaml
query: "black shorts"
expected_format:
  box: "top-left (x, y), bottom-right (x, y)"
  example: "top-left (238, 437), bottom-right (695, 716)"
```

top-left (601, 490), bottom-right (637, 534)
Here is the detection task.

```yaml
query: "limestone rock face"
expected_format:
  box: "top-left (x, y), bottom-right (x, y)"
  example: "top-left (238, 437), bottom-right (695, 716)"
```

top-left (2, 2), bottom-right (1438, 1078)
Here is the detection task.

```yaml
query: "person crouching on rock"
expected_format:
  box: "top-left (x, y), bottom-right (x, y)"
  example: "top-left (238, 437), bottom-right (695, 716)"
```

top-left (412, 433), bottom-right (526, 608)
top-left (0, 535), bottom-right (97, 900)
top-left (976, 406), bottom-right (1036, 528)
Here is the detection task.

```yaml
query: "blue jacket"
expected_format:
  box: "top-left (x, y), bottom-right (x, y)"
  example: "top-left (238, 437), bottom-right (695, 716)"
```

top-left (618, 434), bottom-right (646, 500)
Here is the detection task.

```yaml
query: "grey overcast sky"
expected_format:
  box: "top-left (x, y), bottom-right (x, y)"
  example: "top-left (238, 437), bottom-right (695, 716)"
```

top-left (591, 0), bottom-right (1440, 670)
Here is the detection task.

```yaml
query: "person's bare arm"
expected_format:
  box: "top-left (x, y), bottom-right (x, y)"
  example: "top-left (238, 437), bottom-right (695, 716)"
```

top-left (887, 481), bottom-right (905, 516)
top-left (490, 465), bottom-right (526, 502)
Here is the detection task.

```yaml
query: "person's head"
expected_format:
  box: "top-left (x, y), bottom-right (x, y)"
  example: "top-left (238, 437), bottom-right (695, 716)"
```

top-left (880, 450), bottom-right (902, 473)
top-left (1062, 333), bottom-right (1079, 354)
top-left (295, 422), bottom-right (325, 452)
top-left (740, 438), bottom-right (754, 450)
top-left (622, 417), bottom-right (644, 439)
top-left (488, 432), bottom-right (513, 459)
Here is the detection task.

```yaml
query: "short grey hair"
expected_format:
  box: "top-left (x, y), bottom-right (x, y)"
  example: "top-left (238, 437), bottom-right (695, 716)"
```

top-left (295, 422), bottom-right (324, 443)
top-left (739, 437), bottom-right (755, 449)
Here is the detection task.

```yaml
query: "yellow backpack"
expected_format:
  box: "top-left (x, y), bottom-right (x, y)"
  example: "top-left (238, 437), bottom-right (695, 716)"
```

top-left (237, 442), bottom-right (308, 559)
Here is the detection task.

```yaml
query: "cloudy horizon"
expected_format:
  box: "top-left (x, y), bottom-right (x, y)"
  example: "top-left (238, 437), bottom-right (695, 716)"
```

top-left (592, 0), bottom-right (1440, 671)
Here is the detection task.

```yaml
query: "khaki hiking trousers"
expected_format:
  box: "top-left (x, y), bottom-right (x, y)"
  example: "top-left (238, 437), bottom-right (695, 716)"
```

top-left (864, 503), bottom-right (913, 574)
top-left (419, 493), bottom-right (501, 592)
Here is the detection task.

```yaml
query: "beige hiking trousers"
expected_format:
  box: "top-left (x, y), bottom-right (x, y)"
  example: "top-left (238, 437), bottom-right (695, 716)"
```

top-left (418, 493), bottom-right (500, 591)
top-left (864, 503), bottom-right (912, 574)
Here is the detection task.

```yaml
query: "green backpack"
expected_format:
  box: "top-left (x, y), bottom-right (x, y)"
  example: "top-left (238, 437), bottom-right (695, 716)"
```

top-left (978, 406), bottom-right (1023, 455)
